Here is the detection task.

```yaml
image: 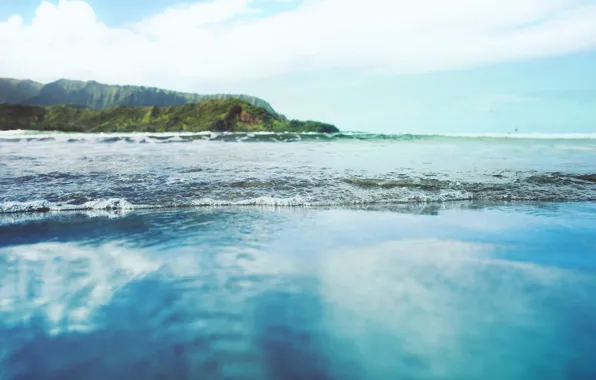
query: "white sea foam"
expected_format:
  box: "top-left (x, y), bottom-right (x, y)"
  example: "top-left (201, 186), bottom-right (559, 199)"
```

top-left (2, 130), bottom-right (596, 142)
top-left (0, 200), bottom-right (52, 213)
top-left (0, 198), bottom-right (139, 214)
top-left (190, 196), bottom-right (313, 207)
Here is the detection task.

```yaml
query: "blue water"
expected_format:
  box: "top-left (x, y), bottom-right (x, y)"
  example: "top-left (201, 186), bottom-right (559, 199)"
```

top-left (1, 132), bottom-right (596, 379)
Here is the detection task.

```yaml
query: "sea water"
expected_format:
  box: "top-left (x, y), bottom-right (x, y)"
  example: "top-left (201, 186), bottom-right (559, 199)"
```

top-left (1, 131), bottom-right (596, 379)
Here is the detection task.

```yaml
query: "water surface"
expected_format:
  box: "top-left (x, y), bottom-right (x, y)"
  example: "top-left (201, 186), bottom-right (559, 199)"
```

top-left (1, 132), bottom-right (595, 379)
top-left (1, 131), bottom-right (595, 212)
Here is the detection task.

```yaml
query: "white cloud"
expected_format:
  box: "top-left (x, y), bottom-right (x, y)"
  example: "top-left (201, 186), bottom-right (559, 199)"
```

top-left (132, 0), bottom-right (254, 38)
top-left (1, 0), bottom-right (596, 90)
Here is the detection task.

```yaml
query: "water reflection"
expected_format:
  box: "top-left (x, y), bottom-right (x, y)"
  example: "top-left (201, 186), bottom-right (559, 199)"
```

top-left (0, 206), bottom-right (595, 379)
top-left (320, 240), bottom-right (596, 379)
top-left (0, 240), bottom-right (343, 379)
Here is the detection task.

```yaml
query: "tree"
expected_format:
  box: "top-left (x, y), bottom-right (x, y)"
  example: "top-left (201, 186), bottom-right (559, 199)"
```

top-left (150, 106), bottom-right (161, 118)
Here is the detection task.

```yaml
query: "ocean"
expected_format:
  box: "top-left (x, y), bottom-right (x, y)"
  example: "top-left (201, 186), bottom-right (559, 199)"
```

top-left (1, 131), bottom-right (596, 379)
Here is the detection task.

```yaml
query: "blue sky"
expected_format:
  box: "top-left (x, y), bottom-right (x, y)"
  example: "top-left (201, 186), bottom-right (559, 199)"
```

top-left (1, 0), bottom-right (595, 133)
top-left (0, 0), bottom-right (182, 26)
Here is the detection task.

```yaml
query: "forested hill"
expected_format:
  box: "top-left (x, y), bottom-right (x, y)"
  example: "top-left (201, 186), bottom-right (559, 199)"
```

top-left (0, 99), bottom-right (339, 133)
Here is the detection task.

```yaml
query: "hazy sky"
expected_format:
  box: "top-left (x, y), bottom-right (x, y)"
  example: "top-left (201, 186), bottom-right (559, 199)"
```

top-left (1, 0), bottom-right (595, 133)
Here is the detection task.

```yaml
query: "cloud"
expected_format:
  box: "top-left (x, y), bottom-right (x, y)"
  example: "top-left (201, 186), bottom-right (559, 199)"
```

top-left (132, 0), bottom-right (254, 38)
top-left (1, 0), bottom-right (596, 90)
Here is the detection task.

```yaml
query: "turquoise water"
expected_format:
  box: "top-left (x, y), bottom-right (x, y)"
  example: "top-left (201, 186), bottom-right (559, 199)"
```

top-left (1, 132), bottom-right (596, 379)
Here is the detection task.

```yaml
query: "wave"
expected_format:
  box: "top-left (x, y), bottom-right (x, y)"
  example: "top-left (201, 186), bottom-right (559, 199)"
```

top-left (2, 130), bottom-right (596, 143)
top-left (0, 199), bottom-right (138, 214)
top-left (2, 170), bottom-right (595, 214)
top-left (2, 189), bottom-right (594, 216)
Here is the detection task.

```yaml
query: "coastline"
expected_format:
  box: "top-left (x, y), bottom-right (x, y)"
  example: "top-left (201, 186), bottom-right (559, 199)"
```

top-left (0, 101), bottom-right (340, 133)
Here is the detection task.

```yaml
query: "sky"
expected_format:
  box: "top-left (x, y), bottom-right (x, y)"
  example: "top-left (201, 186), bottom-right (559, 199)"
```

top-left (1, 0), bottom-right (595, 133)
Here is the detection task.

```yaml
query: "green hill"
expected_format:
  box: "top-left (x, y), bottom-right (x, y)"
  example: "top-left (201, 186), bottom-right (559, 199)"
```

top-left (0, 78), bottom-right (277, 114)
top-left (0, 100), bottom-right (339, 133)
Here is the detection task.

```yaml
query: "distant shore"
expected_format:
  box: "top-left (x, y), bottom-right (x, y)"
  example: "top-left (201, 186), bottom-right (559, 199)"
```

top-left (0, 101), bottom-right (339, 133)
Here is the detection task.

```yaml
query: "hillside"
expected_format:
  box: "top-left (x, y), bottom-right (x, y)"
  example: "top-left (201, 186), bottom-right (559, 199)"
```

top-left (0, 78), bottom-right (276, 114)
top-left (0, 79), bottom-right (43, 104)
top-left (0, 100), bottom-right (339, 133)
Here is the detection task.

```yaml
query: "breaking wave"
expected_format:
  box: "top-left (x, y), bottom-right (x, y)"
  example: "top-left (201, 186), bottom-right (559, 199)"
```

top-left (2, 171), bottom-right (595, 214)
top-left (2, 129), bottom-right (595, 215)
top-left (2, 130), bottom-right (596, 143)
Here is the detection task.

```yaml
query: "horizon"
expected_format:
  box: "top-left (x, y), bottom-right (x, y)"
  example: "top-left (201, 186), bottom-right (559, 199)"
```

top-left (1, 0), bottom-right (595, 133)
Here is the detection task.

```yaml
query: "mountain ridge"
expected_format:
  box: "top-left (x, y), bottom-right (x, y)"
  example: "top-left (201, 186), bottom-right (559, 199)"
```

top-left (0, 77), bottom-right (277, 114)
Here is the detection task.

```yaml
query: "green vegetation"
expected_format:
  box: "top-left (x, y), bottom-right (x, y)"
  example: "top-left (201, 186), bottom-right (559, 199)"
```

top-left (0, 99), bottom-right (339, 133)
top-left (0, 77), bottom-right (338, 133)
top-left (0, 77), bottom-right (277, 114)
